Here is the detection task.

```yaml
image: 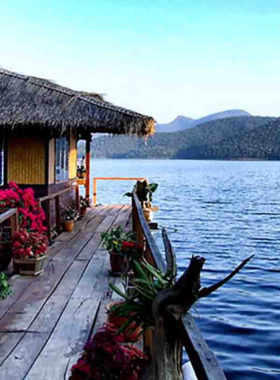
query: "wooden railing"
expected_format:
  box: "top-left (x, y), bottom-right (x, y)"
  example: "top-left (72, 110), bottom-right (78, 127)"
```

top-left (0, 208), bottom-right (19, 242)
top-left (131, 191), bottom-right (226, 380)
top-left (93, 177), bottom-right (146, 205)
top-left (132, 191), bottom-right (166, 272)
top-left (37, 185), bottom-right (79, 242)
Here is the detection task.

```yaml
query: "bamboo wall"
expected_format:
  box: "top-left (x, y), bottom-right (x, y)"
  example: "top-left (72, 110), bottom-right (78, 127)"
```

top-left (8, 135), bottom-right (45, 184)
top-left (69, 129), bottom-right (77, 179)
top-left (48, 138), bottom-right (55, 184)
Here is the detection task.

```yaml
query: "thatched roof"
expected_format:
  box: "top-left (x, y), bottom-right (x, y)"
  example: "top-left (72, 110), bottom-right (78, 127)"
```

top-left (0, 68), bottom-right (155, 137)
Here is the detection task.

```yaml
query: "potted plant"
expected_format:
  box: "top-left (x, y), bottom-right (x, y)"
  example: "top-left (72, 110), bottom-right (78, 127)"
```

top-left (0, 272), bottom-right (12, 300)
top-left (106, 300), bottom-right (143, 342)
top-left (60, 206), bottom-right (79, 232)
top-left (70, 323), bottom-right (148, 380)
top-left (79, 196), bottom-right (91, 217)
top-left (101, 226), bottom-right (136, 275)
top-left (108, 257), bottom-right (176, 338)
top-left (124, 180), bottom-right (158, 222)
top-left (12, 230), bottom-right (48, 275)
top-left (77, 156), bottom-right (86, 179)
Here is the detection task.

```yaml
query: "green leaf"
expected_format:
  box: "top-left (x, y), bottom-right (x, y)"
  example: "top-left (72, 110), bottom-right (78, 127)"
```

top-left (123, 192), bottom-right (132, 197)
top-left (141, 259), bottom-right (166, 285)
top-left (134, 285), bottom-right (154, 300)
top-left (109, 283), bottom-right (129, 300)
top-left (149, 183), bottom-right (158, 193)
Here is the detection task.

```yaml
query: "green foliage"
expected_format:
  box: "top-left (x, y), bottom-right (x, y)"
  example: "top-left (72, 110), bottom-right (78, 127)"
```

top-left (124, 180), bottom-right (158, 204)
top-left (0, 272), bottom-right (12, 300)
top-left (81, 116), bottom-right (279, 160)
top-left (109, 258), bottom-right (176, 334)
top-left (101, 226), bottom-right (135, 253)
top-left (79, 196), bottom-right (90, 208)
top-left (60, 205), bottom-right (79, 221)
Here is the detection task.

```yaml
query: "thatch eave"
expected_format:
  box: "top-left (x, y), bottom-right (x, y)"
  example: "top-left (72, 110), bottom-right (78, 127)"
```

top-left (0, 68), bottom-right (155, 138)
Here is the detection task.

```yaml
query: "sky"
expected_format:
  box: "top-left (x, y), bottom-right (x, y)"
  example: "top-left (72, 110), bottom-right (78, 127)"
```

top-left (1, 0), bottom-right (280, 123)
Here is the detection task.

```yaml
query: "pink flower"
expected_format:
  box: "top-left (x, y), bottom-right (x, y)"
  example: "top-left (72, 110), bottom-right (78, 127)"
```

top-left (8, 182), bottom-right (19, 191)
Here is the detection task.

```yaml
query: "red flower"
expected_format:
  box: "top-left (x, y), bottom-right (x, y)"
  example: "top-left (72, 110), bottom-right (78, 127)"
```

top-left (122, 241), bottom-right (136, 250)
top-left (71, 323), bottom-right (147, 380)
top-left (8, 182), bottom-right (19, 191)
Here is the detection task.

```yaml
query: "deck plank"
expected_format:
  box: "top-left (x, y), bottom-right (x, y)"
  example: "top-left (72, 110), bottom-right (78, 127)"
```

top-left (0, 332), bottom-right (49, 380)
top-left (0, 332), bottom-right (24, 366)
top-left (0, 275), bottom-right (33, 320)
top-left (0, 261), bottom-right (88, 378)
top-left (25, 297), bottom-right (101, 380)
top-left (0, 262), bottom-right (72, 331)
top-left (0, 205), bottom-right (132, 380)
top-left (55, 206), bottom-right (105, 243)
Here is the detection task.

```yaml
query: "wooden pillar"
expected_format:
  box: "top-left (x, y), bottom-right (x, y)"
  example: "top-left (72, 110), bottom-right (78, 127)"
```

top-left (75, 184), bottom-right (80, 212)
top-left (55, 195), bottom-right (61, 233)
top-left (86, 137), bottom-right (91, 199)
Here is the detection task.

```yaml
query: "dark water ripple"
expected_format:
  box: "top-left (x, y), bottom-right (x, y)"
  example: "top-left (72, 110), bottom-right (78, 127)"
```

top-left (93, 159), bottom-right (280, 380)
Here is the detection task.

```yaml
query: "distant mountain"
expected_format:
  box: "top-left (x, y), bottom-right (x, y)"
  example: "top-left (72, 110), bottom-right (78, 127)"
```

top-left (156, 115), bottom-right (194, 133)
top-left (89, 115), bottom-right (279, 160)
top-left (156, 109), bottom-right (250, 133)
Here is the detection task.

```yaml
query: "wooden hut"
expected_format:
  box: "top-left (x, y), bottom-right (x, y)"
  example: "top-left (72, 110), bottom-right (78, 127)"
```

top-left (0, 68), bottom-right (155, 229)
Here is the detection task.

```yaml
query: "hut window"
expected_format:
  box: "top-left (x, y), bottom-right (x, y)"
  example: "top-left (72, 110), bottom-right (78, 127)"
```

top-left (0, 136), bottom-right (4, 186)
top-left (55, 137), bottom-right (69, 182)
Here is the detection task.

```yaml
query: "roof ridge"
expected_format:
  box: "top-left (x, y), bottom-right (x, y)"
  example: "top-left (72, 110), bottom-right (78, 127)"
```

top-left (0, 68), bottom-right (147, 120)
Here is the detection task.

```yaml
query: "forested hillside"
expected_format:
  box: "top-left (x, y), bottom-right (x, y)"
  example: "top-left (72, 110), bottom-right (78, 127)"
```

top-left (78, 116), bottom-right (279, 159)
top-left (156, 109), bottom-right (250, 132)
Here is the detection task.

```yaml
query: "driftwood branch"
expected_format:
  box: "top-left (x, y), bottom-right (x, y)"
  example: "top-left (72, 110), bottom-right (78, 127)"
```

top-left (162, 227), bottom-right (177, 278)
top-left (144, 229), bottom-right (254, 380)
top-left (198, 254), bottom-right (254, 299)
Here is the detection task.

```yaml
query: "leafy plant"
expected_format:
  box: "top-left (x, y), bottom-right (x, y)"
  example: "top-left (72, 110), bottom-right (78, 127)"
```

top-left (101, 226), bottom-right (135, 254)
top-left (77, 157), bottom-right (86, 178)
top-left (79, 196), bottom-right (90, 209)
top-left (0, 272), bottom-right (12, 300)
top-left (60, 205), bottom-right (79, 221)
top-left (124, 180), bottom-right (158, 205)
top-left (109, 258), bottom-right (176, 335)
top-left (70, 323), bottom-right (148, 380)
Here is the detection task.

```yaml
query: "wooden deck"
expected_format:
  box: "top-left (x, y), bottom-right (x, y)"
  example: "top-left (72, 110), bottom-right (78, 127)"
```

top-left (0, 205), bottom-right (132, 380)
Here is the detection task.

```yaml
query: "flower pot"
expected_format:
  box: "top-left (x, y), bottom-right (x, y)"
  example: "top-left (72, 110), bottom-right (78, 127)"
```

top-left (109, 251), bottom-right (128, 274)
top-left (0, 243), bottom-right (12, 270)
top-left (80, 207), bottom-right (87, 217)
top-left (63, 220), bottom-right (75, 232)
top-left (107, 301), bottom-right (142, 342)
top-left (143, 208), bottom-right (153, 223)
top-left (13, 255), bottom-right (47, 276)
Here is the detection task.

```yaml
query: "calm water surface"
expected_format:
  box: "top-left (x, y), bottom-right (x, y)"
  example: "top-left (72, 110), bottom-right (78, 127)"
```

top-left (91, 159), bottom-right (280, 380)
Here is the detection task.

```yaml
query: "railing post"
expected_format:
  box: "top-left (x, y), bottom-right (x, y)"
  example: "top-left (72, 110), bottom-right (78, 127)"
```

top-left (75, 184), bottom-right (80, 212)
top-left (45, 199), bottom-right (51, 243)
top-left (86, 138), bottom-right (91, 199)
top-left (10, 209), bottom-right (19, 240)
top-left (55, 195), bottom-right (61, 233)
top-left (93, 178), bottom-right (97, 205)
top-left (132, 196), bottom-right (144, 248)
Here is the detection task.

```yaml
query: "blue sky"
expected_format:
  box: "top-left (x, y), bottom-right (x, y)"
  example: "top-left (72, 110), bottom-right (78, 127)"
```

top-left (1, 1), bottom-right (280, 122)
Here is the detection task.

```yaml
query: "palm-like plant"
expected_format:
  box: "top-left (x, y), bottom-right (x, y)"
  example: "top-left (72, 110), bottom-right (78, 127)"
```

top-left (109, 257), bottom-right (176, 336)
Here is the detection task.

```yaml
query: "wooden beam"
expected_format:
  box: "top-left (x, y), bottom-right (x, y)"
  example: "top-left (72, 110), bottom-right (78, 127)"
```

top-left (132, 192), bottom-right (166, 272)
top-left (180, 315), bottom-right (227, 380)
top-left (0, 208), bottom-right (17, 225)
top-left (55, 195), bottom-right (61, 233)
top-left (86, 138), bottom-right (90, 199)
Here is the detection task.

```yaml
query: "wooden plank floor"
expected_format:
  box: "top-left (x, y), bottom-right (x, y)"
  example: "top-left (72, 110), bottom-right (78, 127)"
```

top-left (0, 205), bottom-right (132, 380)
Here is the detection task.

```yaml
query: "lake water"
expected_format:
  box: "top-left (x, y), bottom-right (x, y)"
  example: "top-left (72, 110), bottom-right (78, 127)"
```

top-left (89, 159), bottom-right (280, 380)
